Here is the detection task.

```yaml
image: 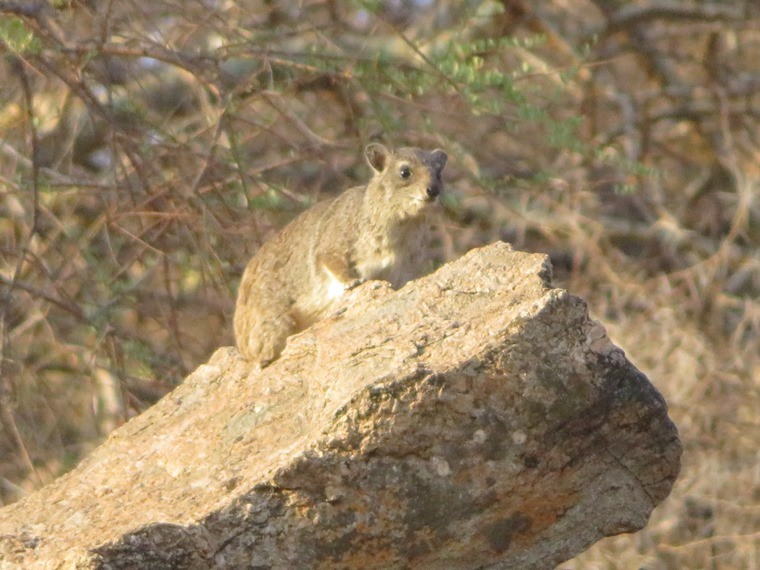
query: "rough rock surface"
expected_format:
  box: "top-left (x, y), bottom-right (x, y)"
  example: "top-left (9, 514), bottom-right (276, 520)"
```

top-left (0, 243), bottom-right (681, 569)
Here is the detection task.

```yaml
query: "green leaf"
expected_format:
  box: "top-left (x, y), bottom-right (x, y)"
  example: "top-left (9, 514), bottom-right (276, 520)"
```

top-left (0, 17), bottom-right (42, 55)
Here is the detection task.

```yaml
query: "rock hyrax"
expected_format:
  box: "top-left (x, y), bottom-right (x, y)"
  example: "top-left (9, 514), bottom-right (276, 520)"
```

top-left (234, 143), bottom-right (448, 366)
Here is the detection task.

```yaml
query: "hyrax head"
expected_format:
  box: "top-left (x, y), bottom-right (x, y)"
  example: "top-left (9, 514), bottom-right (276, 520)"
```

top-left (365, 143), bottom-right (448, 218)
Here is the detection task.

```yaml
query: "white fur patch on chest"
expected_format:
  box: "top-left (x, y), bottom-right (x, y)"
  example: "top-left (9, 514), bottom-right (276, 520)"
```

top-left (322, 264), bottom-right (349, 301)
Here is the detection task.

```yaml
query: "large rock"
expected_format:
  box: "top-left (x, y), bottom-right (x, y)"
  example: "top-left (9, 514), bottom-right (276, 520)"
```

top-left (0, 243), bottom-right (681, 569)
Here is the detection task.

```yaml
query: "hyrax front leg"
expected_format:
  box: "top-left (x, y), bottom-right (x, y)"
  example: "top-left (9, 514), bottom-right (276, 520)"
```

top-left (317, 251), bottom-right (363, 299)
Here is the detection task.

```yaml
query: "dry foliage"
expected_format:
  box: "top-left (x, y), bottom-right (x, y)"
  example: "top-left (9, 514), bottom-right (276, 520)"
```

top-left (0, 1), bottom-right (759, 567)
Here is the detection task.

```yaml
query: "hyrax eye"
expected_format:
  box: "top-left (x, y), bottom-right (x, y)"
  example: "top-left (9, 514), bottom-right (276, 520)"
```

top-left (399, 165), bottom-right (412, 179)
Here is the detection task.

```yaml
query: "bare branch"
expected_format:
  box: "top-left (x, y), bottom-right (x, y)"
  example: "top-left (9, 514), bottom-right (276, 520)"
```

top-left (606, 2), bottom-right (745, 35)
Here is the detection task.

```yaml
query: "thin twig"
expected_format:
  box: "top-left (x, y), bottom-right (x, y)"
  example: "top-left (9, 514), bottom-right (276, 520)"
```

top-left (606, 2), bottom-right (745, 35)
top-left (0, 56), bottom-right (44, 487)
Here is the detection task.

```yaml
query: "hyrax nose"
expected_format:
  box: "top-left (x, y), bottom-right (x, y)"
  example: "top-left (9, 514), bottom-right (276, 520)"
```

top-left (425, 184), bottom-right (440, 200)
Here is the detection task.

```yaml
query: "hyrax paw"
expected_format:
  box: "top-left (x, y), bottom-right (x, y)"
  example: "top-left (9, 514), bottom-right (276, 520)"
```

top-left (345, 278), bottom-right (365, 290)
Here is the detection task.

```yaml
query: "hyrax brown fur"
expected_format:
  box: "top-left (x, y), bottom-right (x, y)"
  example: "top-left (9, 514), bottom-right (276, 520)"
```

top-left (234, 143), bottom-right (448, 366)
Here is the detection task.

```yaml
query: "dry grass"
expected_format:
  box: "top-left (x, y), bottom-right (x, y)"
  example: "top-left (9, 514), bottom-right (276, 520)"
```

top-left (1, 1), bottom-right (759, 567)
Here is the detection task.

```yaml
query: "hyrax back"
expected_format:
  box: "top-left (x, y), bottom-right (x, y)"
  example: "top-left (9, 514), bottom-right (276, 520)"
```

top-left (234, 143), bottom-right (448, 366)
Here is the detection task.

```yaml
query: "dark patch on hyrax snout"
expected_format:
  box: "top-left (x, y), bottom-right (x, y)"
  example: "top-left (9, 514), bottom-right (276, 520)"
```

top-left (426, 185), bottom-right (440, 200)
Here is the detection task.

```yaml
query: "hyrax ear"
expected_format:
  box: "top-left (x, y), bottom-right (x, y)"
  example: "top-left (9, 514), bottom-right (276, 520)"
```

top-left (431, 149), bottom-right (448, 173)
top-left (365, 143), bottom-right (391, 174)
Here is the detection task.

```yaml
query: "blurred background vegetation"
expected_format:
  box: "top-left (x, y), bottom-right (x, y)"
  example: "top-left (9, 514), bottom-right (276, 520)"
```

top-left (1, 0), bottom-right (759, 567)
